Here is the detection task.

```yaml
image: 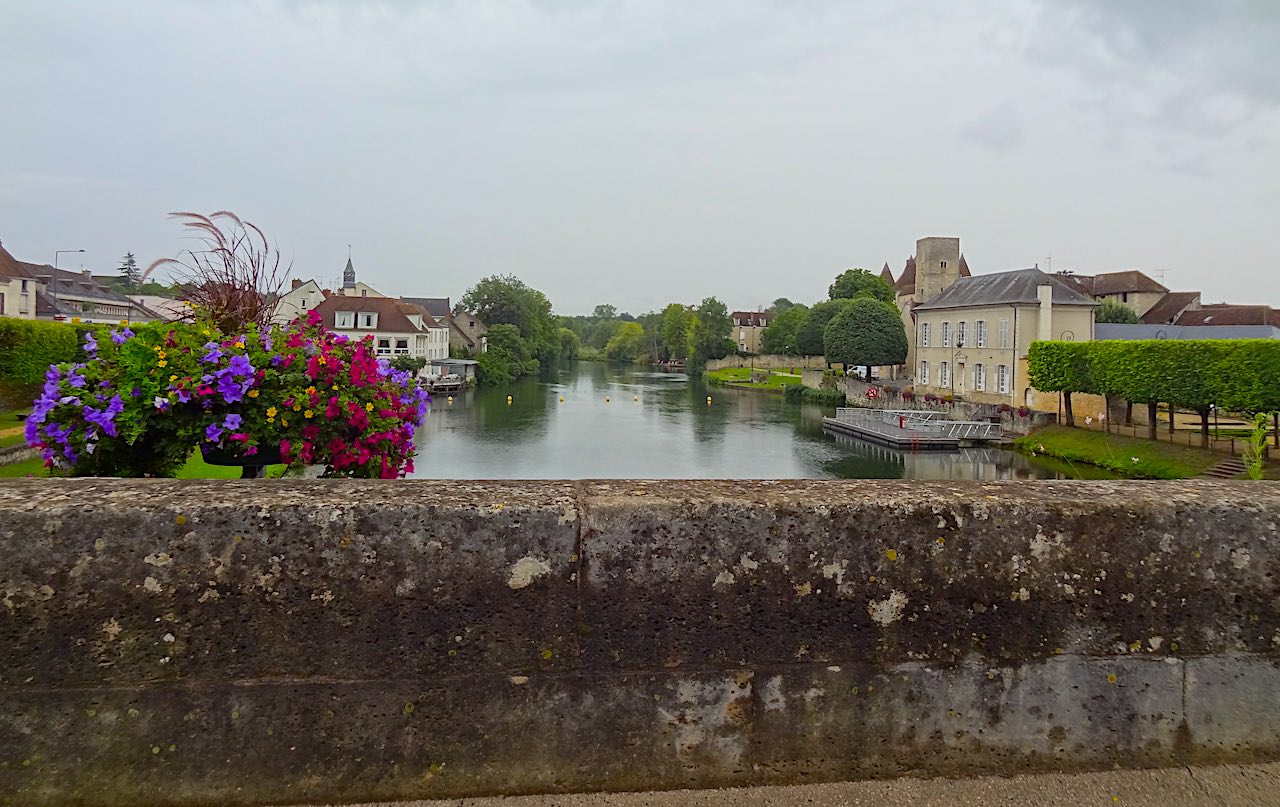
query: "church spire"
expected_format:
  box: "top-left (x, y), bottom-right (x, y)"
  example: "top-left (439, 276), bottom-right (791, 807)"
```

top-left (343, 256), bottom-right (356, 289)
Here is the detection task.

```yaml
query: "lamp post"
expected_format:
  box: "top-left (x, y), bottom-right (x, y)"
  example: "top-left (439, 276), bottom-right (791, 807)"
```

top-left (951, 338), bottom-right (964, 395)
top-left (52, 249), bottom-right (85, 319)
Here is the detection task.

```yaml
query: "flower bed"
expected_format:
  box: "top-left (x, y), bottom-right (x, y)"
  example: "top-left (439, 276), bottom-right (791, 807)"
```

top-left (25, 312), bottom-right (429, 478)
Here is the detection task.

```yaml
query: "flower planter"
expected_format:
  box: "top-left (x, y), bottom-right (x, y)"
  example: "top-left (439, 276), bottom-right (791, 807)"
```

top-left (202, 444), bottom-right (284, 479)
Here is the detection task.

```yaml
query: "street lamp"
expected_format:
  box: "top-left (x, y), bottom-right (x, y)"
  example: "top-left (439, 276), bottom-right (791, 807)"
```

top-left (951, 338), bottom-right (964, 395)
top-left (52, 249), bottom-right (85, 317)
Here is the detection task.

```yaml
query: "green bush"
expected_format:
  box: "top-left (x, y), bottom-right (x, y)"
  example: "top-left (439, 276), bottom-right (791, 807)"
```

top-left (0, 319), bottom-right (94, 407)
top-left (783, 384), bottom-right (846, 405)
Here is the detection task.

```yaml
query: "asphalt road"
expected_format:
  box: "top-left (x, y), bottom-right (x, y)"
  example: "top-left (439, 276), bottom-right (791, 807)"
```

top-left (295, 762), bottom-right (1280, 807)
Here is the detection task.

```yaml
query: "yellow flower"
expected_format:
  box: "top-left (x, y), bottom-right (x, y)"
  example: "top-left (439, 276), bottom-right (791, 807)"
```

top-left (202, 329), bottom-right (211, 336)
top-left (156, 350), bottom-right (166, 359)
top-left (157, 360), bottom-right (168, 368)
top-left (267, 417), bottom-right (275, 424)
top-left (305, 386), bottom-right (316, 395)
top-left (317, 356), bottom-right (326, 366)
top-left (168, 375), bottom-right (178, 383)
top-left (365, 402), bottom-right (374, 412)
top-left (304, 410), bottom-right (314, 419)
top-left (282, 418), bottom-right (289, 427)
top-left (234, 341), bottom-right (245, 349)
top-left (267, 407), bottom-right (278, 418)
top-left (247, 389), bottom-right (260, 398)
top-left (331, 385), bottom-right (338, 391)
top-left (292, 403), bottom-right (301, 411)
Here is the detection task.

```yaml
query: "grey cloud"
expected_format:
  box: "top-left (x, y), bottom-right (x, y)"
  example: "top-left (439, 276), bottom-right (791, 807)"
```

top-left (958, 101), bottom-right (1025, 152)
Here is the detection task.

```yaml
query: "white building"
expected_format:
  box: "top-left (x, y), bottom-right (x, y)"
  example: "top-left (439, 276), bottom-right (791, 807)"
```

top-left (311, 295), bottom-right (449, 374)
top-left (273, 279), bottom-right (324, 325)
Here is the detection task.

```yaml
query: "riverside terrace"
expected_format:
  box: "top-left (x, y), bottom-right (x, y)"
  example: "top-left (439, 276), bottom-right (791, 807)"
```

top-left (0, 478), bottom-right (1278, 806)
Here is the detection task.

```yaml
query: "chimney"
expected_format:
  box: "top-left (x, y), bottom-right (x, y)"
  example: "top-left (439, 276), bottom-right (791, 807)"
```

top-left (1037, 284), bottom-right (1054, 342)
top-left (291, 279), bottom-right (303, 290)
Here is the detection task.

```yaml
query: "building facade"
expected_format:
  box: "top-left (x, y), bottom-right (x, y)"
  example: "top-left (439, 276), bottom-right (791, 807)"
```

top-left (272, 279), bottom-right (324, 325)
top-left (402, 297), bottom-right (487, 355)
top-left (311, 296), bottom-right (449, 371)
top-left (1, 244), bottom-right (154, 324)
top-left (886, 237), bottom-right (971, 371)
top-left (730, 311), bottom-right (769, 354)
top-left (912, 268), bottom-right (1097, 407)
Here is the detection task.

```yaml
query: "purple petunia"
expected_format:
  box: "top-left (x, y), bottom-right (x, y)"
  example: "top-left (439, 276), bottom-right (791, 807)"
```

top-left (205, 423), bottom-right (223, 443)
top-left (153, 396), bottom-right (170, 411)
top-left (83, 332), bottom-right (98, 356)
top-left (226, 354), bottom-right (253, 378)
top-left (67, 368), bottom-right (86, 389)
top-left (216, 372), bottom-right (246, 404)
top-left (201, 342), bottom-right (223, 363)
top-left (110, 328), bottom-right (134, 345)
top-left (223, 413), bottom-right (242, 430)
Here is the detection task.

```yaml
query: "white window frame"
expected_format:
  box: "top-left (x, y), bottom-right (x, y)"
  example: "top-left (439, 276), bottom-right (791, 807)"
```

top-left (956, 321), bottom-right (967, 348)
top-left (941, 321), bottom-right (951, 347)
top-left (394, 338), bottom-right (409, 354)
top-left (999, 319), bottom-right (1009, 348)
top-left (919, 360), bottom-right (928, 384)
top-left (359, 311), bottom-right (378, 329)
top-left (920, 322), bottom-right (930, 347)
top-left (974, 363), bottom-right (985, 391)
top-left (335, 311), bottom-right (355, 329)
top-left (376, 338), bottom-right (391, 355)
top-left (940, 361), bottom-right (950, 388)
top-left (997, 364), bottom-right (1009, 394)
top-left (976, 320), bottom-right (987, 347)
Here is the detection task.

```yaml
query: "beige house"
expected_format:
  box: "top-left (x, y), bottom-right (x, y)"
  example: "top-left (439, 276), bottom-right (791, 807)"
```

top-left (889, 237), bottom-right (971, 370)
top-left (311, 296), bottom-right (450, 373)
top-left (0, 243), bottom-right (44, 319)
top-left (731, 311), bottom-right (769, 354)
top-left (272, 279), bottom-right (324, 325)
top-left (912, 268), bottom-right (1097, 407)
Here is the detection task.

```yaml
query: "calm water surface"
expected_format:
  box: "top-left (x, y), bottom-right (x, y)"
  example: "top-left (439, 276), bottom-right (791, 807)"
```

top-left (411, 362), bottom-right (1105, 480)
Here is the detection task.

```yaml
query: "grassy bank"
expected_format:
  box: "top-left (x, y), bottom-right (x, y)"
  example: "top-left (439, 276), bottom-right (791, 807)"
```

top-left (0, 408), bottom-right (29, 448)
top-left (1014, 425), bottom-right (1221, 479)
top-left (706, 367), bottom-right (806, 392)
top-left (783, 384), bottom-right (847, 406)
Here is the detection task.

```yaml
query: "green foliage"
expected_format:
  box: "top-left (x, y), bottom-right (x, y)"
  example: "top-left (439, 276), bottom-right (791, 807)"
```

top-left (0, 319), bottom-right (88, 407)
top-left (828, 267), bottom-right (895, 303)
top-left (771, 297), bottom-right (797, 314)
top-left (476, 323), bottom-right (537, 386)
top-left (759, 304), bottom-right (809, 355)
top-left (1029, 339), bottom-right (1280, 415)
top-left (686, 297), bottom-right (733, 370)
top-left (592, 304), bottom-right (618, 320)
top-left (1095, 298), bottom-right (1142, 324)
top-left (795, 299), bottom-right (854, 356)
top-left (557, 327), bottom-right (580, 361)
top-left (604, 321), bottom-right (647, 361)
top-left (783, 384), bottom-right (846, 406)
top-left (822, 298), bottom-right (907, 368)
top-left (659, 303), bottom-right (694, 361)
top-left (118, 252), bottom-right (141, 291)
top-left (459, 275), bottom-right (557, 361)
top-left (390, 355), bottom-right (427, 374)
top-left (1244, 413), bottom-right (1269, 480)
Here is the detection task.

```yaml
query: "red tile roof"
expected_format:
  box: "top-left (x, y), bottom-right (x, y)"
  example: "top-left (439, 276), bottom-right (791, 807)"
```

top-left (1175, 305), bottom-right (1280, 327)
top-left (311, 295), bottom-right (437, 333)
top-left (1141, 291), bottom-right (1201, 325)
top-left (731, 311), bottom-right (769, 327)
top-left (894, 256), bottom-right (916, 294)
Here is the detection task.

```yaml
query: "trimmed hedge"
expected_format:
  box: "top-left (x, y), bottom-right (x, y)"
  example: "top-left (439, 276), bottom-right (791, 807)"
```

top-left (783, 384), bottom-right (846, 406)
top-left (1028, 339), bottom-right (1280, 414)
top-left (0, 319), bottom-right (98, 407)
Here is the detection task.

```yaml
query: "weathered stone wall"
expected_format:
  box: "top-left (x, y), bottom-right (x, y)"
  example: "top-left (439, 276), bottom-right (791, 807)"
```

top-left (1, 479), bottom-right (1279, 806)
top-left (706, 355), bottom-right (826, 371)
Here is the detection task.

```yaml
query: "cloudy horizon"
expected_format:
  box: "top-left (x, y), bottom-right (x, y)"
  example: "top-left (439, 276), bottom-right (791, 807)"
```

top-left (2, 0), bottom-right (1277, 314)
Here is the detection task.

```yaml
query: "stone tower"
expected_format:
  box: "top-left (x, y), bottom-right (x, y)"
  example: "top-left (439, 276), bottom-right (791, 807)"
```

top-left (343, 257), bottom-right (356, 290)
top-left (914, 237), bottom-right (961, 303)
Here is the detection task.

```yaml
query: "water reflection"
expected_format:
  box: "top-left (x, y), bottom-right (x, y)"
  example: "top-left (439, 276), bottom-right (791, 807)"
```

top-left (411, 362), bottom-right (1091, 480)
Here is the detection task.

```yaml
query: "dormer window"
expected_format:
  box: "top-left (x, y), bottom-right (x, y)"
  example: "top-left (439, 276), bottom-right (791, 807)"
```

top-left (335, 311), bottom-right (355, 329)
top-left (359, 311), bottom-right (378, 328)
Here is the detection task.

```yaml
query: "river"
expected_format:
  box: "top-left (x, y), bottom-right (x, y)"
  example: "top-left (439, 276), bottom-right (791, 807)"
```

top-left (410, 362), bottom-right (1109, 480)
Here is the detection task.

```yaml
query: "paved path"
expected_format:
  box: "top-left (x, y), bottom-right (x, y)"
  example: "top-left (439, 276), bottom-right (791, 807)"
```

top-left (294, 762), bottom-right (1280, 807)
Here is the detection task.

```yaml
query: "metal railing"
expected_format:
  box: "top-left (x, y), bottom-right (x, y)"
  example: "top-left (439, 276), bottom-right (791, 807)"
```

top-left (834, 408), bottom-right (1002, 440)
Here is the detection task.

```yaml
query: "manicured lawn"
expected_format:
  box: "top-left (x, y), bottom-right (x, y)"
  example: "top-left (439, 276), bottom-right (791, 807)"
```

top-left (1014, 425), bottom-right (1222, 479)
top-left (706, 368), bottom-right (805, 390)
top-left (0, 407), bottom-right (29, 448)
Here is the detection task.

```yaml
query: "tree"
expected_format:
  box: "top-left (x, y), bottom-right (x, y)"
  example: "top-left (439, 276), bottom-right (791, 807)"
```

top-left (823, 299), bottom-right (908, 370)
top-left (795, 299), bottom-right (854, 356)
top-left (586, 318), bottom-right (623, 349)
top-left (687, 297), bottom-right (733, 368)
top-left (771, 297), bottom-right (797, 314)
top-left (118, 252), bottom-right (141, 291)
top-left (828, 267), bottom-right (895, 303)
top-left (557, 328), bottom-right (581, 361)
top-left (659, 303), bottom-right (694, 361)
top-left (592, 304), bottom-right (618, 320)
top-left (1096, 299), bottom-right (1142, 324)
top-left (760, 303), bottom-right (810, 355)
top-left (458, 275), bottom-right (557, 361)
top-left (475, 323), bottom-right (536, 386)
top-left (605, 322), bottom-right (646, 361)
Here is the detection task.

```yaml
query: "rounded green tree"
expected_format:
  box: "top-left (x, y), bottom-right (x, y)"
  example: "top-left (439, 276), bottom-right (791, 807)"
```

top-left (822, 298), bottom-right (907, 370)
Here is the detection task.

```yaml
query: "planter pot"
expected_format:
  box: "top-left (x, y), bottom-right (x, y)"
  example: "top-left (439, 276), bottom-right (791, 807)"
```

top-left (202, 444), bottom-right (284, 479)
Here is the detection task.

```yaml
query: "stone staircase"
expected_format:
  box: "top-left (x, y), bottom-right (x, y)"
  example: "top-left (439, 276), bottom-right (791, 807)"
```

top-left (1200, 457), bottom-right (1247, 479)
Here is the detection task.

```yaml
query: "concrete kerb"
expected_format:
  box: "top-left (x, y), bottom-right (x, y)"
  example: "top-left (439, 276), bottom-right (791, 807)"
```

top-left (0, 479), bottom-right (1278, 806)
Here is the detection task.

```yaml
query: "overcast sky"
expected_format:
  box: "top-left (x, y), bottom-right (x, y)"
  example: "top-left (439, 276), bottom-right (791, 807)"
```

top-left (2, 0), bottom-right (1277, 314)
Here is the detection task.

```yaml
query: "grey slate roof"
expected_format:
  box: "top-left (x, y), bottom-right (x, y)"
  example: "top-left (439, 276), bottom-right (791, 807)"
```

top-left (913, 268), bottom-right (1098, 311)
top-left (402, 296), bottom-right (451, 319)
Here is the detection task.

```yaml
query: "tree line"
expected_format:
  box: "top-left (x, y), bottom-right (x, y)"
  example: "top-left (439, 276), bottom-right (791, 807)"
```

top-left (1028, 339), bottom-right (1280, 444)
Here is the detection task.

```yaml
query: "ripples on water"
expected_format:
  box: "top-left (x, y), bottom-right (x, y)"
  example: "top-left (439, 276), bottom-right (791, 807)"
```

top-left (410, 362), bottom-right (1107, 480)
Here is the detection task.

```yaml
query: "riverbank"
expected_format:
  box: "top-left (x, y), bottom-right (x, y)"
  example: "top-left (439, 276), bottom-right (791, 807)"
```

top-left (1014, 425), bottom-right (1223, 479)
top-left (705, 367), bottom-right (805, 392)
